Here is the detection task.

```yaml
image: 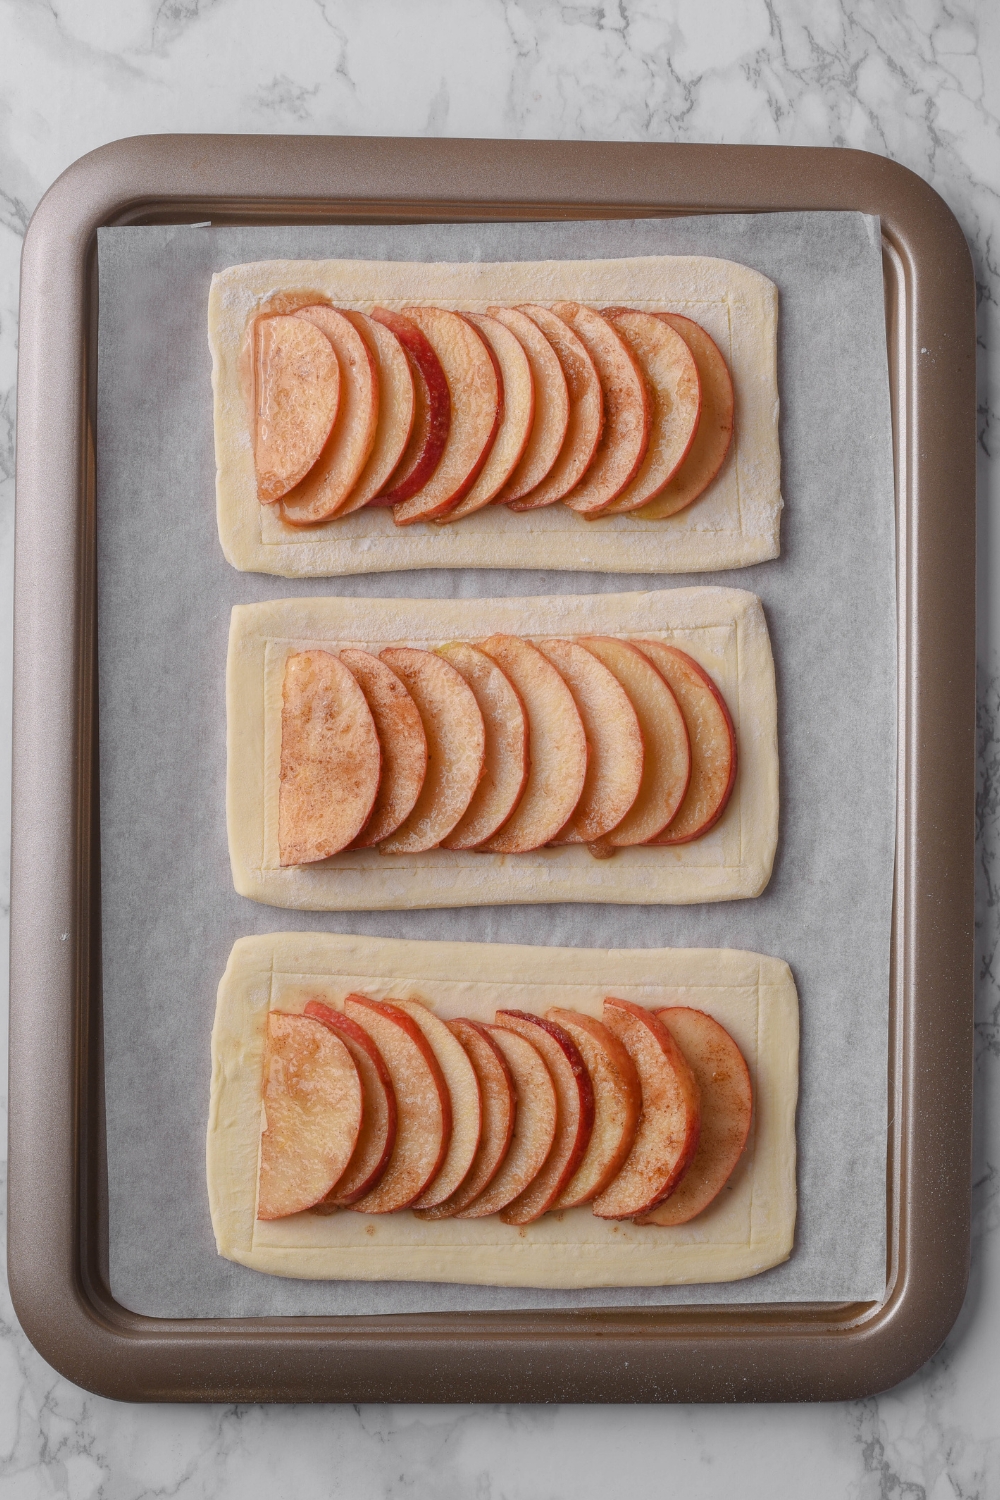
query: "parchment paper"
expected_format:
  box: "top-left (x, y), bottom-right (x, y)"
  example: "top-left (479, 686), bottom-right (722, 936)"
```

top-left (96, 211), bottom-right (895, 1316)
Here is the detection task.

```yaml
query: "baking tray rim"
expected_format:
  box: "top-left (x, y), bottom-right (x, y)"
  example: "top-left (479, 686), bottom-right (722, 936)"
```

top-left (8, 134), bottom-right (975, 1404)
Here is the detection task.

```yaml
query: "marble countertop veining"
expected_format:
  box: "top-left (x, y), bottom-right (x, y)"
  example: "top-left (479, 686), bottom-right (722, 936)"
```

top-left (2, 0), bottom-right (999, 1494)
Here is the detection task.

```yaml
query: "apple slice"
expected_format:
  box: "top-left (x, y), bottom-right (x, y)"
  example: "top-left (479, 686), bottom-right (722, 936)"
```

top-left (455, 1023), bottom-right (557, 1219)
top-left (334, 311), bottom-right (416, 516)
top-left (340, 649), bottom-right (428, 848)
top-left (475, 634), bottom-right (587, 853)
top-left (438, 313), bottom-right (534, 520)
top-left (578, 637), bottom-right (690, 850)
top-left (256, 1011), bottom-right (363, 1220)
top-left (597, 308), bottom-right (701, 515)
top-left (277, 305), bottom-right (379, 525)
top-left (490, 306), bottom-right (569, 503)
top-left (494, 1011), bottom-right (594, 1225)
top-left (437, 642), bottom-right (529, 850)
top-left (414, 1019), bottom-right (516, 1219)
top-left (303, 1000), bottom-right (398, 1208)
top-left (554, 303), bottom-right (649, 515)
top-left (251, 314), bottom-right (340, 503)
top-left (388, 307), bottom-right (500, 524)
top-left (390, 998), bottom-right (482, 1209)
top-left (592, 998), bottom-right (701, 1220)
top-left (506, 304), bottom-right (603, 510)
top-left (278, 650), bottom-right (381, 867)
top-left (547, 1009), bottom-right (642, 1207)
top-left (636, 314), bottom-right (735, 519)
top-left (370, 308), bottom-right (450, 505)
top-left (344, 995), bottom-right (451, 1213)
top-left (375, 648), bottom-right (485, 853)
top-left (636, 1007), bottom-right (753, 1226)
top-left (538, 639), bottom-right (643, 843)
top-left (633, 642), bottom-right (737, 845)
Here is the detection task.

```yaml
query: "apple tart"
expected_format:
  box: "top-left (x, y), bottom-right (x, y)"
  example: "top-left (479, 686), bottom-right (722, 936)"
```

top-left (210, 255), bottom-right (781, 576)
top-left (274, 632), bottom-right (736, 867)
top-left (226, 589), bottom-right (779, 910)
top-left (207, 932), bottom-right (798, 1288)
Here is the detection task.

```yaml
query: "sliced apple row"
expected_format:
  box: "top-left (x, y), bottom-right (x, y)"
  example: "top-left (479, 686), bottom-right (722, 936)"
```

top-left (278, 634), bottom-right (737, 867)
top-left (257, 996), bottom-right (752, 1227)
top-left (247, 298), bottom-right (734, 527)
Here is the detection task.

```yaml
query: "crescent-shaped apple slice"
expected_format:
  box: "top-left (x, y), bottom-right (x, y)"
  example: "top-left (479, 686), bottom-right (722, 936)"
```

top-left (370, 308), bottom-right (450, 505)
top-left (636, 313), bottom-right (735, 519)
top-left (256, 1012), bottom-right (363, 1221)
top-left (547, 1009), bottom-right (642, 1208)
top-left (278, 305), bottom-right (379, 525)
top-left (597, 308), bottom-right (702, 516)
top-left (555, 302), bottom-right (650, 515)
top-left (495, 1011), bottom-right (595, 1225)
top-left (633, 642), bottom-right (737, 846)
top-left (334, 311), bottom-right (416, 516)
top-left (506, 304), bottom-right (603, 511)
top-left (454, 1024), bottom-right (557, 1219)
top-left (439, 312), bottom-right (534, 521)
top-left (490, 306), bottom-right (569, 504)
top-left (436, 642), bottom-right (529, 851)
top-left (592, 998), bottom-right (701, 1221)
top-left (475, 634), bottom-right (587, 854)
top-left (415, 1020), bottom-right (516, 1220)
top-left (636, 1007), bottom-right (753, 1226)
top-left (340, 649), bottom-right (428, 848)
top-left (251, 314), bottom-right (340, 503)
top-left (376, 648), bottom-right (485, 854)
top-left (278, 650), bottom-right (381, 867)
top-left (578, 637), bottom-right (690, 851)
top-left (303, 1000), bottom-right (398, 1208)
top-left (538, 638), bottom-right (644, 844)
top-left (390, 999), bottom-right (482, 1210)
top-left (344, 996), bottom-right (451, 1214)
top-left (389, 307), bottom-right (501, 525)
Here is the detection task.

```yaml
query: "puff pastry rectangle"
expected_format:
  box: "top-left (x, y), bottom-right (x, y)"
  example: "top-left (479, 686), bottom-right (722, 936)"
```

top-left (226, 588), bottom-right (778, 910)
top-left (210, 256), bottom-right (781, 576)
top-left (207, 933), bottom-right (798, 1287)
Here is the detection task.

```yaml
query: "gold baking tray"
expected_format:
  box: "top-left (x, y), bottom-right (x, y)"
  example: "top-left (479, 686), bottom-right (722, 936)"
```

top-left (9, 135), bottom-right (974, 1402)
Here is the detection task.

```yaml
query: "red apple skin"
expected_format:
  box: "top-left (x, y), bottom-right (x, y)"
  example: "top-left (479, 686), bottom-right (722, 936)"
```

top-left (546, 1008), bottom-right (642, 1207)
top-left (494, 1010), bottom-right (595, 1224)
top-left (393, 997), bottom-right (483, 1210)
top-left (343, 995), bottom-right (451, 1213)
top-left (636, 1006), bottom-right (751, 1226)
top-left (413, 1018), bottom-right (517, 1219)
top-left (390, 307), bottom-right (502, 524)
top-left (636, 312), bottom-right (735, 519)
top-left (303, 999), bottom-right (398, 1207)
top-left (369, 308), bottom-right (451, 504)
top-left (446, 310), bottom-right (506, 512)
top-left (453, 1024), bottom-right (557, 1219)
top-left (634, 641), bottom-right (737, 846)
top-left (592, 997), bottom-right (701, 1220)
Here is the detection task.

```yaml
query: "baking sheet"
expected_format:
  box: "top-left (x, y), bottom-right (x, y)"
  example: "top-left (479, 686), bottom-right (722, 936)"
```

top-left (96, 211), bottom-right (895, 1315)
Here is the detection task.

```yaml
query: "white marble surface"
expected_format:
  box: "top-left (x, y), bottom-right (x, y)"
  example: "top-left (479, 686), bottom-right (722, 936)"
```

top-left (1, 0), bottom-right (998, 1492)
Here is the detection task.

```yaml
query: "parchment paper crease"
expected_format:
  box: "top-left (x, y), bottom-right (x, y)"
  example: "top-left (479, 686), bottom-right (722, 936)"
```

top-left (96, 211), bottom-right (894, 1316)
